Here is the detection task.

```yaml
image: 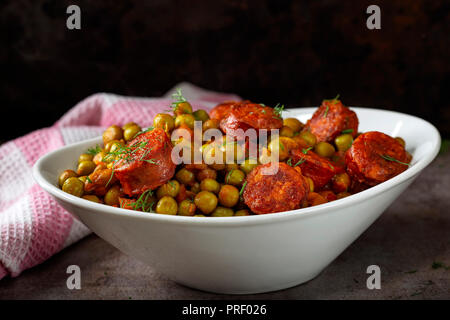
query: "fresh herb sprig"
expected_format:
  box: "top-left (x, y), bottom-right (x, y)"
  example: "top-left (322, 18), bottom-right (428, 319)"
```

top-left (130, 189), bottom-right (155, 212)
top-left (86, 145), bottom-right (102, 156)
top-left (323, 94), bottom-right (340, 117)
top-left (287, 157), bottom-right (305, 167)
top-left (239, 181), bottom-right (247, 196)
top-left (273, 103), bottom-right (285, 119)
top-left (102, 139), bottom-right (157, 187)
top-left (380, 154), bottom-right (410, 166)
top-left (169, 88), bottom-right (189, 113)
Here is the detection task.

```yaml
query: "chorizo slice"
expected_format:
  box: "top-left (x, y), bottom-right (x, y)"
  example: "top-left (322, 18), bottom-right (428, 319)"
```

top-left (85, 168), bottom-right (117, 196)
top-left (209, 101), bottom-right (246, 121)
top-left (243, 162), bottom-right (309, 214)
top-left (219, 102), bottom-right (283, 138)
top-left (345, 131), bottom-right (410, 186)
top-left (290, 147), bottom-right (338, 189)
top-left (303, 98), bottom-right (358, 143)
top-left (113, 128), bottom-right (176, 196)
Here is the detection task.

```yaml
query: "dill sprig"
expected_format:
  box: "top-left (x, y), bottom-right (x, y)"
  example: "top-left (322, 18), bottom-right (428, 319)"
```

top-left (86, 145), bottom-right (102, 156)
top-left (103, 139), bottom-right (157, 187)
top-left (294, 158), bottom-right (306, 166)
top-left (130, 189), bottom-right (155, 212)
top-left (225, 169), bottom-right (234, 184)
top-left (239, 181), bottom-right (247, 196)
top-left (273, 103), bottom-right (285, 119)
top-left (341, 129), bottom-right (354, 134)
top-left (302, 146), bottom-right (313, 154)
top-left (133, 126), bottom-right (154, 140)
top-left (169, 88), bottom-right (189, 113)
top-left (323, 106), bottom-right (329, 118)
top-left (287, 157), bottom-right (305, 167)
top-left (380, 154), bottom-right (410, 166)
top-left (323, 94), bottom-right (340, 117)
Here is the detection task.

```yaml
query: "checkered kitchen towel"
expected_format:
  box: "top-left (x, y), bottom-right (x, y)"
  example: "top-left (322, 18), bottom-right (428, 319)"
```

top-left (0, 83), bottom-right (240, 279)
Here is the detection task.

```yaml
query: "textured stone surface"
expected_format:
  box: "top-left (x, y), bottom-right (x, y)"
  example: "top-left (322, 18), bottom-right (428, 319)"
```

top-left (1, 152), bottom-right (449, 300)
top-left (1, 0), bottom-right (449, 141)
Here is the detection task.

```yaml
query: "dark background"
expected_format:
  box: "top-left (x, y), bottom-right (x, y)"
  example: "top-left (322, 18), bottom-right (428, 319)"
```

top-left (1, 0), bottom-right (449, 141)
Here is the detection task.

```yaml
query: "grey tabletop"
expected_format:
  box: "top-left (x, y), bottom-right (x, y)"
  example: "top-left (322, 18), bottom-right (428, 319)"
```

top-left (1, 152), bottom-right (449, 300)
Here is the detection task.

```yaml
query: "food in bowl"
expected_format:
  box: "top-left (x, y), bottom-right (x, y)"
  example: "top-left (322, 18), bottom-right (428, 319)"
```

top-left (58, 91), bottom-right (412, 216)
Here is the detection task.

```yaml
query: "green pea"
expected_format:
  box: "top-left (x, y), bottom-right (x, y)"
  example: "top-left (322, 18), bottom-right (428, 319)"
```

top-left (156, 180), bottom-right (180, 199)
top-left (200, 178), bottom-right (220, 194)
top-left (211, 207), bottom-right (234, 217)
top-left (191, 182), bottom-right (201, 194)
top-left (77, 160), bottom-right (96, 176)
top-left (58, 170), bottom-right (77, 188)
top-left (175, 114), bottom-right (195, 130)
top-left (234, 209), bottom-right (250, 216)
top-left (153, 113), bottom-right (175, 132)
top-left (299, 131), bottom-right (317, 147)
top-left (194, 191), bottom-right (218, 214)
top-left (155, 196), bottom-right (178, 215)
top-left (175, 168), bottom-right (196, 185)
top-left (123, 125), bottom-right (141, 141)
top-left (82, 195), bottom-right (101, 203)
top-left (240, 159), bottom-right (258, 174)
top-left (78, 153), bottom-right (94, 163)
top-left (174, 101), bottom-right (193, 116)
top-left (314, 142), bottom-right (335, 158)
top-left (225, 169), bottom-right (245, 186)
top-left (193, 109), bottom-right (210, 122)
top-left (178, 200), bottom-right (196, 216)
top-left (334, 134), bottom-right (353, 152)
top-left (218, 185), bottom-right (239, 208)
top-left (62, 177), bottom-right (84, 197)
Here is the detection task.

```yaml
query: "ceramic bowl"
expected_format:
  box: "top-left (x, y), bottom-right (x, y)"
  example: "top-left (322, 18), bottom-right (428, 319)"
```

top-left (33, 108), bottom-right (441, 294)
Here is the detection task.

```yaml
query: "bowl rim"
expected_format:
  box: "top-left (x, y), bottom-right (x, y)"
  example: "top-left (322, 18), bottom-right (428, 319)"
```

top-left (33, 107), bottom-right (441, 227)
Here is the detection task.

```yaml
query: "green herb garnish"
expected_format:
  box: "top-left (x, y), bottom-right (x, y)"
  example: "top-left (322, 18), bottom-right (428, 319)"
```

top-left (323, 94), bottom-right (340, 117)
top-left (133, 126), bottom-right (154, 140)
top-left (239, 181), bottom-right (247, 196)
top-left (273, 103), bottom-right (285, 118)
top-left (130, 189), bottom-right (155, 212)
top-left (86, 176), bottom-right (92, 183)
top-left (380, 154), bottom-right (410, 166)
top-left (341, 129), bottom-right (354, 134)
top-left (225, 170), bottom-right (233, 184)
top-left (86, 145), bottom-right (102, 156)
top-left (302, 147), bottom-right (313, 154)
top-left (294, 158), bottom-right (305, 167)
top-left (168, 88), bottom-right (190, 113)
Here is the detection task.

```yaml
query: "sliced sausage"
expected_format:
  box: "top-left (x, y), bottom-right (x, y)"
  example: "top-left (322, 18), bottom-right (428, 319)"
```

top-left (219, 102), bottom-right (283, 138)
top-left (113, 128), bottom-right (176, 196)
top-left (209, 101), bottom-right (246, 121)
top-left (85, 168), bottom-right (117, 196)
top-left (303, 98), bottom-right (358, 142)
top-left (290, 147), bottom-right (338, 189)
top-left (345, 131), bottom-right (410, 186)
top-left (243, 162), bottom-right (309, 214)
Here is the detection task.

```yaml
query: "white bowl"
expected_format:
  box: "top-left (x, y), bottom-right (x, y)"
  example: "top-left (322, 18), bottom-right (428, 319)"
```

top-left (33, 108), bottom-right (441, 294)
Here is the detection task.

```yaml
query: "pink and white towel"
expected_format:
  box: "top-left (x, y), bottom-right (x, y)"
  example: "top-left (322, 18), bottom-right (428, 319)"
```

top-left (0, 83), bottom-right (240, 280)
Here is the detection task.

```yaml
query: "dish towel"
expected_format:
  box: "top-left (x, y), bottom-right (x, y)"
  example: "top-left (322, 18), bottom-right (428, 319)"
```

top-left (0, 82), bottom-right (240, 280)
